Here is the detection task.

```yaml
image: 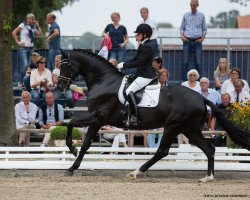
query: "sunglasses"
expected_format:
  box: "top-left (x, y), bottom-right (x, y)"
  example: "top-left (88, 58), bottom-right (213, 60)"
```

top-left (189, 74), bottom-right (196, 77)
top-left (39, 62), bottom-right (46, 64)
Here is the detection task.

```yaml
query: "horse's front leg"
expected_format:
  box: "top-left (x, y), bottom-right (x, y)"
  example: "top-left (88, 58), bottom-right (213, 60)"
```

top-left (65, 125), bottom-right (101, 176)
top-left (66, 112), bottom-right (99, 157)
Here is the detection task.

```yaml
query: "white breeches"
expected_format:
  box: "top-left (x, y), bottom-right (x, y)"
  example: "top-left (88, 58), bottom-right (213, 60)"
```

top-left (126, 77), bottom-right (153, 95)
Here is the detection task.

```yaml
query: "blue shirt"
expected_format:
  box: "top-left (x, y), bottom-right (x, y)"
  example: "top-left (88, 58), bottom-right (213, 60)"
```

top-left (104, 24), bottom-right (127, 49)
top-left (38, 103), bottom-right (64, 126)
top-left (49, 22), bottom-right (61, 49)
top-left (200, 88), bottom-right (221, 105)
top-left (180, 11), bottom-right (207, 39)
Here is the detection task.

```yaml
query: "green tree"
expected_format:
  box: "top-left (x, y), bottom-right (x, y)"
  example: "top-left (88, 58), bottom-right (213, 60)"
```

top-left (208, 10), bottom-right (240, 28)
top-left (0, 0), bottom-right (16, 146)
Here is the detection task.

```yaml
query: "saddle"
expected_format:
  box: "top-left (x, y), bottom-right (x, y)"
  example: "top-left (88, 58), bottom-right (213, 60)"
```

top-left (122, 75), bottom-right (159, 104)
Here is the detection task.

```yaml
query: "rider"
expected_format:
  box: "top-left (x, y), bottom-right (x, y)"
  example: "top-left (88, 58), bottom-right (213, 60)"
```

top-left (117, 24), bottom-right (156, 126)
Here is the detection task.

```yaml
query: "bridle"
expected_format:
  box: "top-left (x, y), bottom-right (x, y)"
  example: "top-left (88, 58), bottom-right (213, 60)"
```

top-left (58, 58), bottom-right (74, 88)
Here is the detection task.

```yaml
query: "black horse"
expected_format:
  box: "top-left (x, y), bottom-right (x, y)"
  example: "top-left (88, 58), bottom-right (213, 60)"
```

top-left (58, 49), bottom-right (250, 182)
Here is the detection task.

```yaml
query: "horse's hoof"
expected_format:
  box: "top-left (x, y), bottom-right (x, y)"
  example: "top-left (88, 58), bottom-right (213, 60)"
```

top-left (198, 174), bottom-right (214, 183)
top-left (64, 170), bottom-right (74, 177)
top-left (71, 147), bottom-right (78, 157)
top-left (126, 170), bottom-right (142, 179)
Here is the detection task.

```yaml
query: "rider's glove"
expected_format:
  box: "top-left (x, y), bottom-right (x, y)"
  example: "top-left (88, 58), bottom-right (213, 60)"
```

top-left (117, 62), bottom-right (124, 70)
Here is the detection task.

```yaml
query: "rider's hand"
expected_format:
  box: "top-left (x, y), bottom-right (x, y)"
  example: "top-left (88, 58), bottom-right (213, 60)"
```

top-left (117, 62), bottom-right (124, 70)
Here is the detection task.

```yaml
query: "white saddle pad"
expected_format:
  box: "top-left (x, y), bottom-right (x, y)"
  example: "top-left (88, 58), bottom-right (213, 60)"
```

top-left (118, 76), bottom-right (161, 108)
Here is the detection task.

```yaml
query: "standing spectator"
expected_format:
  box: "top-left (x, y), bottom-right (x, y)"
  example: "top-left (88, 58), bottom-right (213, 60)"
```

top-left (102, 12), bottom-right (129, 63)
top-left (181, 69), bottom-right (201, 92)
top-left (12, 13), bottom-right (43, 87)
top-left (210, 93), bottom-right (232, 146)
top-left (221, 67), bottom-right (249, 94)
top-left (23, 52), bottom-right (40, 92)
top-left (30, 56), bottom-right (53, 106)
top-left (229, 79), bottom-right (250, 103)
top-left (15, 91), bottom-right (37, 146)
top-left (140, 7), bottom-right (158, 57)
top-left (39, 92), bottom-right (64, 147)
top-left (52, 54), bottom-right (75, 108)
top-left (214, 58), bottom-right (230, 93)
top-left (147, 128), bottom-right (163, 148)
top-left (180, 0), bottom-right (207, 81)
top-left (47, 13), bottom-right (61, 72)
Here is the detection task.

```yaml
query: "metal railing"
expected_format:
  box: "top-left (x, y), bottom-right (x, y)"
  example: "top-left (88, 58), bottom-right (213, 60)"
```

top-left (11, 36), bottom-right (250, 84)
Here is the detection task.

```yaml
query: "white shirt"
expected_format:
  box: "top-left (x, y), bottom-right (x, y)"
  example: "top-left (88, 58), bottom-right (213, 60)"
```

top-left (18, 23), bottom-right (35, 47)
top-left (52, 68), bottom-right (60, 76)
top-left (30, 68), bottom-right (53, 89)
top-left (15, 101), bottom-right (38, 129)
top-left (229, 90), bottom-right (250, 103)
top-left (181, 81), bottom-right (201, 93)
top-left (141, 18), bottom-right (158, 40)
top-left (221, 79), bottom-right (250, 94)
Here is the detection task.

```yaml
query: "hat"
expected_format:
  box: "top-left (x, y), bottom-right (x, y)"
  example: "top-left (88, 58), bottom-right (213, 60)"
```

top-left (69, 85), bottom-right (84, 95)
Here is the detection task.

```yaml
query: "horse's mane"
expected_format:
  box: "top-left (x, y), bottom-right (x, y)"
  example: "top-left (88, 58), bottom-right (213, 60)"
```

top-left (71, 49), bottom-right (118, 71)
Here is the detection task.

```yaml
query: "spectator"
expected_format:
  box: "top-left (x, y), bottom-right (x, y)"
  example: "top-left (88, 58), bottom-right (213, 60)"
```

top-left (229, 79), bottom-right (250, 103)
top-left (15, 91), bottom-right (37, 146)
top-left (210, 93), bottom-right (232, 146)
top-left (140, 7), bottom-right (158, 57)
top-left (52, 54), bottom-right (75, 108)
top-left (181, 69), bottom-right (201, 92)
top-left (102, 12), bottom-right (129, 63)
top-left (39, 92), bottom-right (64, 147)
top-left (23, 52), bottom-right (40, 92)
top-left (12, 13), bottom-right (42, 87)
top-left (159, 69), bottom-right (168, 87)
top-left (101, 126), bottom-right (128, 151)
top-left (47, 13), bottom-right (61, 72)
top-left (180, 0), bottom-right (207, 81)
top-left (214, 58), bottom-right (230, 93)
top-left (179, 69), bottom-right (201, 145)
top-left (109, 58), bottom-right (118, 67)
top-left (30, 56), bottom-right (53, 106)
top-left (199, 77), bottom-right (221, 130)
top-left (152, 56), bottom-right (170, 79)
top-left (221, 67), bottom-right (249, 94)
top-left (147, 128), bottom-right (163, 148)
top-left (129, 132), bottom-right (148, 148)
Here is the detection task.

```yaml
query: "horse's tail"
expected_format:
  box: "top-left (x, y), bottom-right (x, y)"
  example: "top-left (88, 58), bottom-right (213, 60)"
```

top-left (204, 98), bottom-right (250, 151)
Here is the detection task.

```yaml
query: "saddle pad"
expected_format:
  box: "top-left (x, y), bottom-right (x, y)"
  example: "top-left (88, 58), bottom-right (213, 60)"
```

top-left (118, 76), bottom-right (161, 108)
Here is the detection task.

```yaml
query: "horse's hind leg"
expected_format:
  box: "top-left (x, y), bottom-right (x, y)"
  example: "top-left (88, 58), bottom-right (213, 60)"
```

top-left (190, 130), bottom-right (215, 183)
top-left (127, 125), bottom-right (179, 178)
top-left (65, 125), bottom-right (101, 176)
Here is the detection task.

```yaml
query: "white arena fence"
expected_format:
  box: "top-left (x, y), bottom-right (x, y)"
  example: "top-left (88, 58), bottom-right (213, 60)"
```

top-left (0, 145), bottom-right (249, 171)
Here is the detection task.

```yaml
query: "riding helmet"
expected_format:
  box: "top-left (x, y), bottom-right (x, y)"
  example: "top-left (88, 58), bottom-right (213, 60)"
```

top-left (134, 24), bottom-right (152, 38)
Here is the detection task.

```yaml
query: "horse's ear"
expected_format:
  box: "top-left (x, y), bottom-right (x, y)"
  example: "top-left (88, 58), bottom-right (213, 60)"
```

top-left (60, 48), bottom-right (68, 59)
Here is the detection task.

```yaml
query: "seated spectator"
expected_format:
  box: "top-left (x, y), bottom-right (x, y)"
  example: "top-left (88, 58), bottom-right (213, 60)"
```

top-left (221, 67), bottom-right (249, 94)
top-left (181, 69), bottom-right (201, 92)
top-left (129, 132), bottom-right (148, 148)
top-left (210, 93), bottom-right (232, 146)
top-left (147, 128), bottom-right (163, 148)
top-left (52, 54), bottom-right (75, 108)
top-left (39, 92), bottom-right (64, 147)
top-left (23, 52), bottom-right (40, 92)
top-left (229, 79), bottom-right (250, 103)
top-left (214, 58), bottom-right (230, 93)
top-left (15, 91), bottom-right (37, 146)
top-left (101, 125), bottom-right (127, 151)
top-left (179, 69), bottom-right (201, 145)
top-left (159, 69), bottom-right (168, 87)
top-left (30, 56), bottom-right (53, 106)
top-left (152, 57), bottom-right (170, 81)
top-left (199, 77), bottom-right (221, 130)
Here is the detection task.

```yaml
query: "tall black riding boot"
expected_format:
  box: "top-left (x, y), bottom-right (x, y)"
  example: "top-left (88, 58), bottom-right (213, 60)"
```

top-left (127, 91), bottom-right (139, 126)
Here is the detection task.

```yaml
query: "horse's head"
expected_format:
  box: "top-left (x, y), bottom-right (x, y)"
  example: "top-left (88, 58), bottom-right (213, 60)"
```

top-left (57, 49), bottom-right (75, 92)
